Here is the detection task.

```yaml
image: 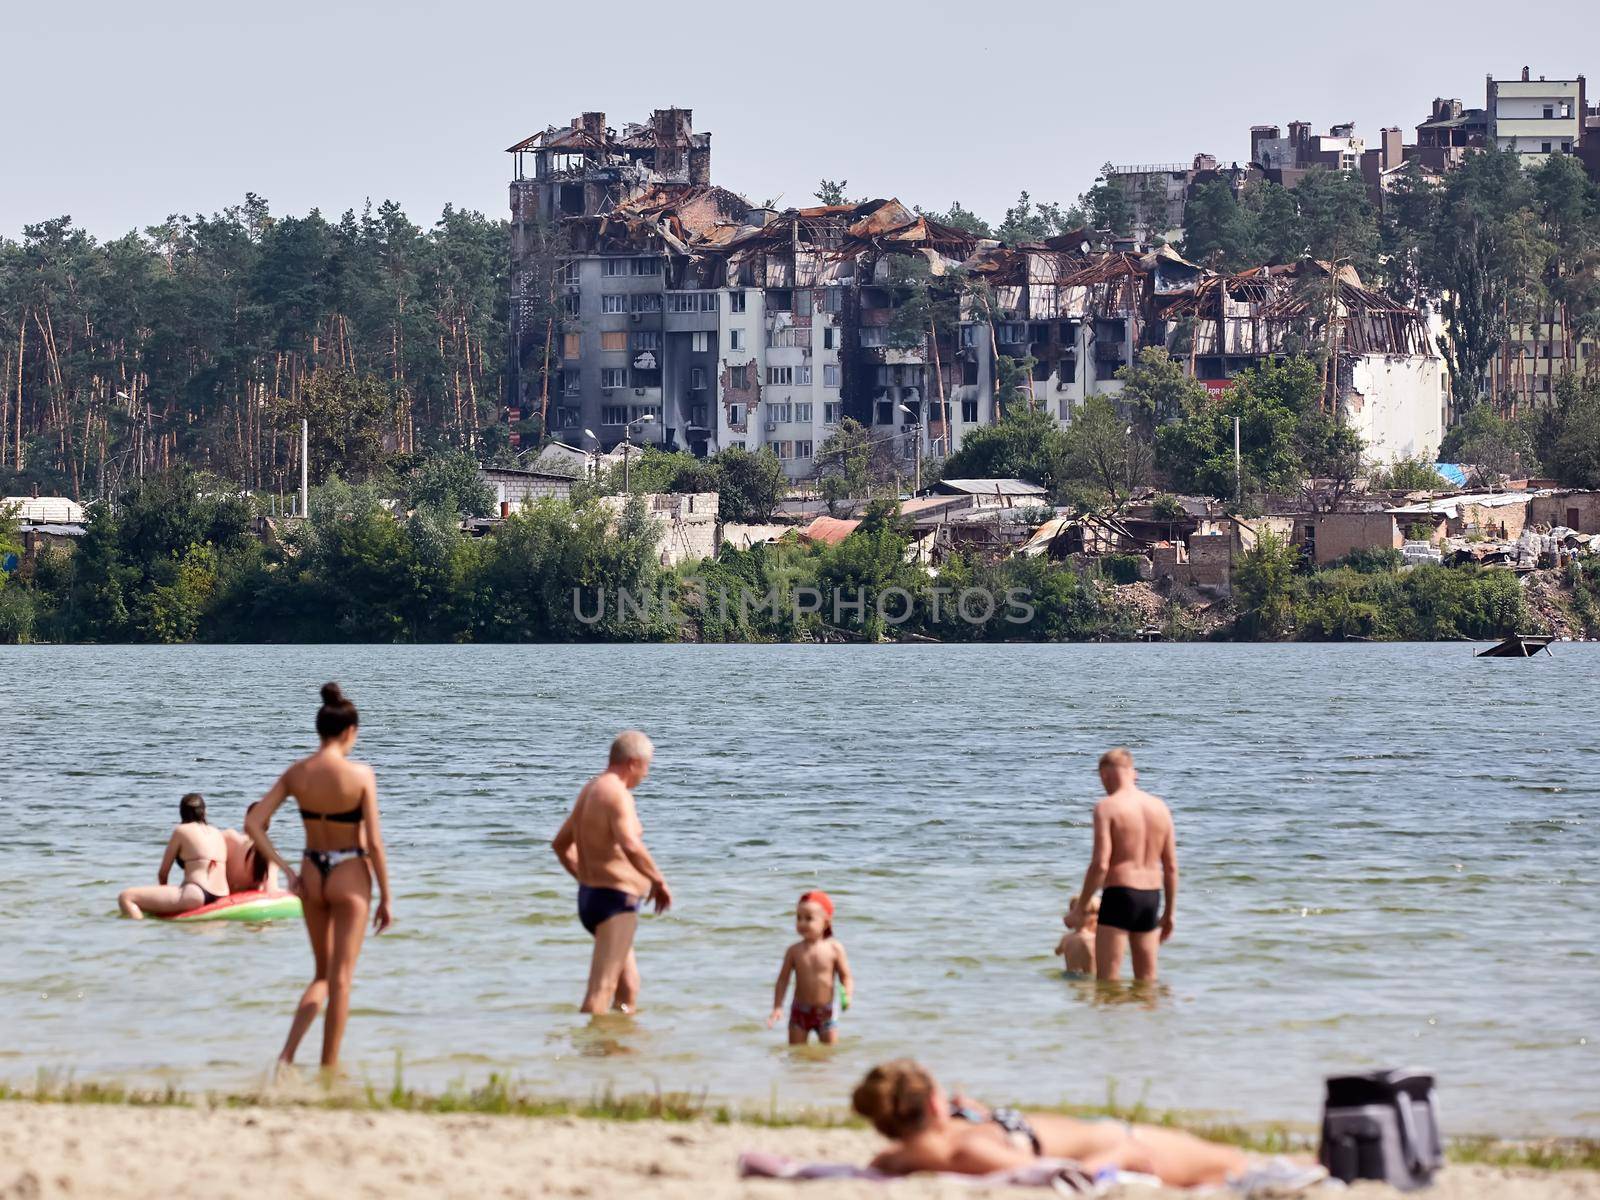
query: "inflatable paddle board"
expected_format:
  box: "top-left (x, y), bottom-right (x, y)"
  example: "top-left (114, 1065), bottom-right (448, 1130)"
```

top-left (154, 889), bottom-right (302, 923)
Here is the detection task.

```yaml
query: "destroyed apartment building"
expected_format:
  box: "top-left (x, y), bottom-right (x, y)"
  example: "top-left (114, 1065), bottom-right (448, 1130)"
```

top-left (506, 108), bottom-right (1448, 479)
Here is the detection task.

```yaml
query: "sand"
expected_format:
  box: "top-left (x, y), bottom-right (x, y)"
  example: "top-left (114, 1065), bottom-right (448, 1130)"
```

top-left (2, 1101), bottom-right (1597, 1200)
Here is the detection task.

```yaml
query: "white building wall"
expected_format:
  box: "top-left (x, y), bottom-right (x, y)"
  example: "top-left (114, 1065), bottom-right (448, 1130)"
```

top-left (1342, 354), bottom-right (1446, 464)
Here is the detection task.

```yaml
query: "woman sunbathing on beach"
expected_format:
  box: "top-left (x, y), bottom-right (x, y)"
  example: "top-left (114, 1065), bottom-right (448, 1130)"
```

top-left (852, 1060), bottom-right (1248, 1186)
top-left (246, 683), bottom-right (393, 1072)
top-left (118, 793), bottom-right (230, 918)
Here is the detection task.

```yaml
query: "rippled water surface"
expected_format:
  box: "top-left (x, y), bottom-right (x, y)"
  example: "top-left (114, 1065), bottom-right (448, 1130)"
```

top-left (3, 644), bottom-right (1596, 1134)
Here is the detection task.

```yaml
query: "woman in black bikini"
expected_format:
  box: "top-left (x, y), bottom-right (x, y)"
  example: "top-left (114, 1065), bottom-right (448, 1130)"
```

top-left (119, 793), bottom-right (231, 918)
top-left (852, 1060), bottom-right (1248, 1186)
top-left (246, 683), bottom-right (393, 1072)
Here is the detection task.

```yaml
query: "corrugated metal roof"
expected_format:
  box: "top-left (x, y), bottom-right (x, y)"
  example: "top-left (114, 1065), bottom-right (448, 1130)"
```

top-left (1389, 491), bottom-right (1543, 516)
top-left (935, 478), bottom-right (1048, 498)
top-left (4, 496), bottom-right (85, 523)
top-left (800, 516), bottom-right (859, 545)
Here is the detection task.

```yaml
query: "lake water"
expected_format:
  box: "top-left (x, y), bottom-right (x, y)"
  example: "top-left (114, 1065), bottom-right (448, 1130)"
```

top-left (2, 644), bottom-right (1596, 1135)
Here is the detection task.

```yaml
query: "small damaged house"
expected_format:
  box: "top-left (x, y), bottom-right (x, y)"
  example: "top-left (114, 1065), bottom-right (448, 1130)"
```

top-left (507, 108), bottom-right (1449, 481)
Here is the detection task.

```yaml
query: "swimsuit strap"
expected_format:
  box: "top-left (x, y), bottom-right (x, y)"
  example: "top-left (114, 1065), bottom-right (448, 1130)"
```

top-left (298, 803), bottom-right (364, 824)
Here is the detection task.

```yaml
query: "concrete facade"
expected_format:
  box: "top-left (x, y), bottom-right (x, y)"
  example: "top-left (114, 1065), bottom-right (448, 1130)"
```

top-left (1487, 71), bottom-right (1587, 163)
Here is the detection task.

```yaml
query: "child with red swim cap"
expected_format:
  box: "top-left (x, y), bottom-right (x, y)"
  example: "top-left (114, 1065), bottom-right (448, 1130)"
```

top-left (768, 890), bottom-right (854, 1044)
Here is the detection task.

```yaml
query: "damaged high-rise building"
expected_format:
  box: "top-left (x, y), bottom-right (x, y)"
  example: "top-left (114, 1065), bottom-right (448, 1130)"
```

top-left (507, 108), bottom-right (1448, 476)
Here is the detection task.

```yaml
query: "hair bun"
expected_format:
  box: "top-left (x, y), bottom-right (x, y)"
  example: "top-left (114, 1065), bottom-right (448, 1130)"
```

top-left (321, 682), bottom-right (345, 705)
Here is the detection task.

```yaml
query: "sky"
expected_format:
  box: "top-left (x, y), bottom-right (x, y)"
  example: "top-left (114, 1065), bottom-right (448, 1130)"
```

top-left (3, 0), bottom-right (1598, 241)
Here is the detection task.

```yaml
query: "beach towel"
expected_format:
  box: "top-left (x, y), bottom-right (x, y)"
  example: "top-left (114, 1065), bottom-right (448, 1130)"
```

top-left (737, 1153), bottom-right (1329, 1196)
top-left (736, 1152), bottom-right (1140, 1193)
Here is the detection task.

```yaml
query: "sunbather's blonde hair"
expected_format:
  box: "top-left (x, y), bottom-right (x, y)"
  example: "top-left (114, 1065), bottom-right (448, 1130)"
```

top-left (852, 1060), bottom-right (935, 1139)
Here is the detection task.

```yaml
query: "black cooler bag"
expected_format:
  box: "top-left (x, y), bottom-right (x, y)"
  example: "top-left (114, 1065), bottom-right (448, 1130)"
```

top-left (1319, 1069), bottom-right (1442, 1190)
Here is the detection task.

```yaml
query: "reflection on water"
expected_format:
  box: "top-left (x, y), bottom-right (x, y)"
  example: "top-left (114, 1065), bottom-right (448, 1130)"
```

top-left (2, 643), bottom-right (1598, 1134)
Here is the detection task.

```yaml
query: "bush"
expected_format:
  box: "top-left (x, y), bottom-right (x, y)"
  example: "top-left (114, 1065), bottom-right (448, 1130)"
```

top-left (1100, 553), bottom-right (1144, 585)
top-left (1340, 547), bottom-right (1403, 574)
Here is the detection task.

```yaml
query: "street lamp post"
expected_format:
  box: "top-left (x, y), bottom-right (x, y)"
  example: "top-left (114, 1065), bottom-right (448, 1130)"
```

top-left (583, 428), bottom-right (600, 481)
top-left (898, 403), bottom-right (922, 495)
top-left (622, 413), bottom-right (655, 494)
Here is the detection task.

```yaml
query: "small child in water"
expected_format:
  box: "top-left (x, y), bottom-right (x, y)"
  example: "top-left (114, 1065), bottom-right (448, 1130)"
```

top-left (1055, 891), bottom-right (1100, 976)
top-left (769, 890), bottom-right (854, 1044)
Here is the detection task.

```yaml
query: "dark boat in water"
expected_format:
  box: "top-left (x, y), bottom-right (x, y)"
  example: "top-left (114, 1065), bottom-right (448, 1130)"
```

top-left (1476, 634), bottom-right (1555, 658)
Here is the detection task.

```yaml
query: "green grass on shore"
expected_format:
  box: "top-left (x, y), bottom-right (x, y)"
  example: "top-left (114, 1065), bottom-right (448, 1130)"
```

top-left (4, 1070), bottom-right (1596, 1172)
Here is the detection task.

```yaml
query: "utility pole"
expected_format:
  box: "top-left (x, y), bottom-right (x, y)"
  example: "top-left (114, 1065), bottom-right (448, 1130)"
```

top-left (1234, 415), bottom-right (1242, 507)
top-left (899, 403), bottom-right (922, 494)
top-left (300, 419), bottom-right (309, 517)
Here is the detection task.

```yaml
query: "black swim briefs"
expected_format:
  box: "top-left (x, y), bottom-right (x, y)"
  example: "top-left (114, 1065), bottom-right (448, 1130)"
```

top-left (576, 884), bottom-right (639, 935)
top-left (1099, 886), bottom-right (1162, 933)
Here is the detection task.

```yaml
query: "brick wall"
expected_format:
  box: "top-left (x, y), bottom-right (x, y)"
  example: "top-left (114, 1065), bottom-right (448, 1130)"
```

top-left (1528, 492), bottom-right (1600, 534)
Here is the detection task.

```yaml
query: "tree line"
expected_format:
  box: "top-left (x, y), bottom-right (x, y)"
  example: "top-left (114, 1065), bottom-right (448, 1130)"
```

top-left (0, 197), bottom-right (507, 501)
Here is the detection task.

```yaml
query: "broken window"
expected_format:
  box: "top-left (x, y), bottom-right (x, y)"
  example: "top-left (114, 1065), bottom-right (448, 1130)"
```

top-left (690, 367), bottom-right (706, 390)
top-left (876, 400), bottom-right (894, 425)
top-left (633, 331), bottom-right (661, 351)
top-left (961, 325), bottom-right (979, 347)
top-left (631, 367), bottom-right (661, 388)
top-left (632, 405), bottom-right (660, 422)
top-left (600, 331), bottom-right (626, 352)
top-left (1033, 358), bottom-right (1051, 382)
top-left (729, 365), bottom-right (750, 389)
top-left (603, 259), bottom-right (629, 277)
top-left (961, 398), bottom-right (978, 422)
top-left (795, 289), bottom-right (812, 312)
top-left (600, 367), bottom-right (626, 389)
top-left (632, 257), bottom-right (662, 276)
top-left (998, 323), bottom-right (1026, 344)
top-left (562, 293), bottom-right (580, 316)
top-left (819, 288), bottom-right (844, 313)
top-left (796, 365), bottom-right (812, 386)
top-left (690, 403), bottom-right (708, 427)
top-left (860, 326), bottom-right (887, 347)
top-left (730, 329), bottom-right (745, 351)
top-left (601, 405), bottom-right (628, 426)
top-left (556, 406), bottom-right (580, 429)
top-left (767, 366), bottom-right (793, 385)
top-left (962, 360), bottom-right (978, 386)
top-left (632, 293), bottom-right (662, 313)
top-left (1060, 352), bottom-right (1077, 383)
top-left (728, 290), bottom-right (747, 313)
top-left (823, 327), bottom-right (837, 350)
top-left (728, 403), bottom-right (744, 425)
top-left (562, 370), bottom-right (580, 393)
top-left (1029, 323), bottom-right (1050, 345)
top-left (767, 289), bottom-right (793, 311)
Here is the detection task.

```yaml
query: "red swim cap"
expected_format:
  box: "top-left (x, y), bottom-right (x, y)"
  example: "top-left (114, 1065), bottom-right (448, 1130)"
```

top-left (799, 890), bottom-right (834, 917)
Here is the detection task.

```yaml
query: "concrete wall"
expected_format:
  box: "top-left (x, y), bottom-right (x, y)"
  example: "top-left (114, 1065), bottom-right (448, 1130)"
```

top-left (1342, 354), bottom-right (1446, 463)
top-left (480, 470), bottom-right (574, 511)
top-left (600, 491), bottom-right (720, 566)
top-left (1529, 492), bottom-right (1600, 533)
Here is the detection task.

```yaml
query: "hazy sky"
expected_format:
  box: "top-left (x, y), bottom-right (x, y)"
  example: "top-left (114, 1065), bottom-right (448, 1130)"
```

top-left (3, 0), bottom-right (1597, 240)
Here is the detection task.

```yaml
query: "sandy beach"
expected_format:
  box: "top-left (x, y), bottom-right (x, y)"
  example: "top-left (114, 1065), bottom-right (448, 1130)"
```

top-left (2, 1101), bottom-right (1597, 1200)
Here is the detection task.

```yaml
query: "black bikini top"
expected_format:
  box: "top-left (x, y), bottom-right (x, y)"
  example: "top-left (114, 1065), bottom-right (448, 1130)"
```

top-left (298, 803), bottom-right (363, 824)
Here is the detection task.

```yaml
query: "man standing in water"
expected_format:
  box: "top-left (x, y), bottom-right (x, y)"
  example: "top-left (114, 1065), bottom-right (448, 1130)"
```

top-left (552, 731), bottom-right (673, 1013)
top-left (1071, 748), bottom-right (1177, 982)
